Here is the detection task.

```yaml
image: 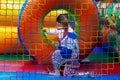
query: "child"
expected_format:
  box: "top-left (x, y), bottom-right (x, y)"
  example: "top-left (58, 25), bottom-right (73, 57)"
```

top-left (115, 27), bottom-right (120, 62)
top-left (99, 15), bottom-right (119, 62)
top-left (45, 14), bottom-right (80, 77)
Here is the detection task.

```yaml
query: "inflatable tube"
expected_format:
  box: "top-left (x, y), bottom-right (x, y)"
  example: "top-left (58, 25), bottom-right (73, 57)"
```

top-left (0, 17), bottom-right (17, 26)
top-left (0, 1), bottom-right (24, 54)
top-left (0, 1), bottom-right (24, 26)
top-left (0, 27), bottom-right (23, 54)
top-left (18, 0), bottom-right (99, 64)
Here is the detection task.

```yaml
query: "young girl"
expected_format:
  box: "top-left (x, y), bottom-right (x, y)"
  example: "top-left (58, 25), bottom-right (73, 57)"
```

top-left (45, 14), bottom-right (80, 77)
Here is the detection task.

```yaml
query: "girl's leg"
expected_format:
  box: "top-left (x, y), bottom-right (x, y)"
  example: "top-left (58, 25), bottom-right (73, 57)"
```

top-left (63, 60), bottom-right (80, 77)
top-left (52, 50), bottom-right (65, 76)
top-left (63, 53), bottom-right (80, 77)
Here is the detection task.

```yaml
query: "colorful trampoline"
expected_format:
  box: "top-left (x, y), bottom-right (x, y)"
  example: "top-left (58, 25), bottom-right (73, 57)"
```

top-left (0, 0), bottom-right (120, 79)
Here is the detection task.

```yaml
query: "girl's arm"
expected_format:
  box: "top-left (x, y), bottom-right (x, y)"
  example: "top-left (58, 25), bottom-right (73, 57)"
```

top-left (45, 29), bottom-right (58, 34)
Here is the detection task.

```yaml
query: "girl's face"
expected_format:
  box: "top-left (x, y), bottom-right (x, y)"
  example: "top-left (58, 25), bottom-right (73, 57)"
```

top-left (56, 22), bottom-right (65, 30)
top-left (56, 16), bottom-right (68, 30)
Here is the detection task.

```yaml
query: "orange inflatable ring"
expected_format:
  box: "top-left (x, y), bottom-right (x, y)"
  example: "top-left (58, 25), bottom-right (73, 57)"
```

top-left (18, 0), bottom-right (99, 64)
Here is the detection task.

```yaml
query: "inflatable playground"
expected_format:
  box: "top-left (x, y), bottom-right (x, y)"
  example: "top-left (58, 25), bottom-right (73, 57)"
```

top-left (0, 0), bottom-right (120, 79)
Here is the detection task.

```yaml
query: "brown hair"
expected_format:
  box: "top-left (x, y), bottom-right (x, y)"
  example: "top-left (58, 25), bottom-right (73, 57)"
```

top-left (56, 14), bottom-right (69, 27)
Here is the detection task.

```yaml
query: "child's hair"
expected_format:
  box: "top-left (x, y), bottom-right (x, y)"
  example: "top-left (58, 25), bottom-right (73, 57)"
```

top-left (56, 14), bottom-right (68, 27)
top-left (100, 18), bottom-right (110, 25)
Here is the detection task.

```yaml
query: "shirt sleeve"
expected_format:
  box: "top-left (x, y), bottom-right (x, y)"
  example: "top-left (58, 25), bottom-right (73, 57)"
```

top-left (46, 29), bottom-right (58, 34)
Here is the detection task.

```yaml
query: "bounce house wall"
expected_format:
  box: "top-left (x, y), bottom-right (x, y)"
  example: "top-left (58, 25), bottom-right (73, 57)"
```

top-left (0, 0), bottom-right (120, 79)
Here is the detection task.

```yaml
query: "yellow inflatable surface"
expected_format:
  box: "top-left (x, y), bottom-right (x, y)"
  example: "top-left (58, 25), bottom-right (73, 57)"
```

top-left (0, 0), bottom-right (24, 53)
